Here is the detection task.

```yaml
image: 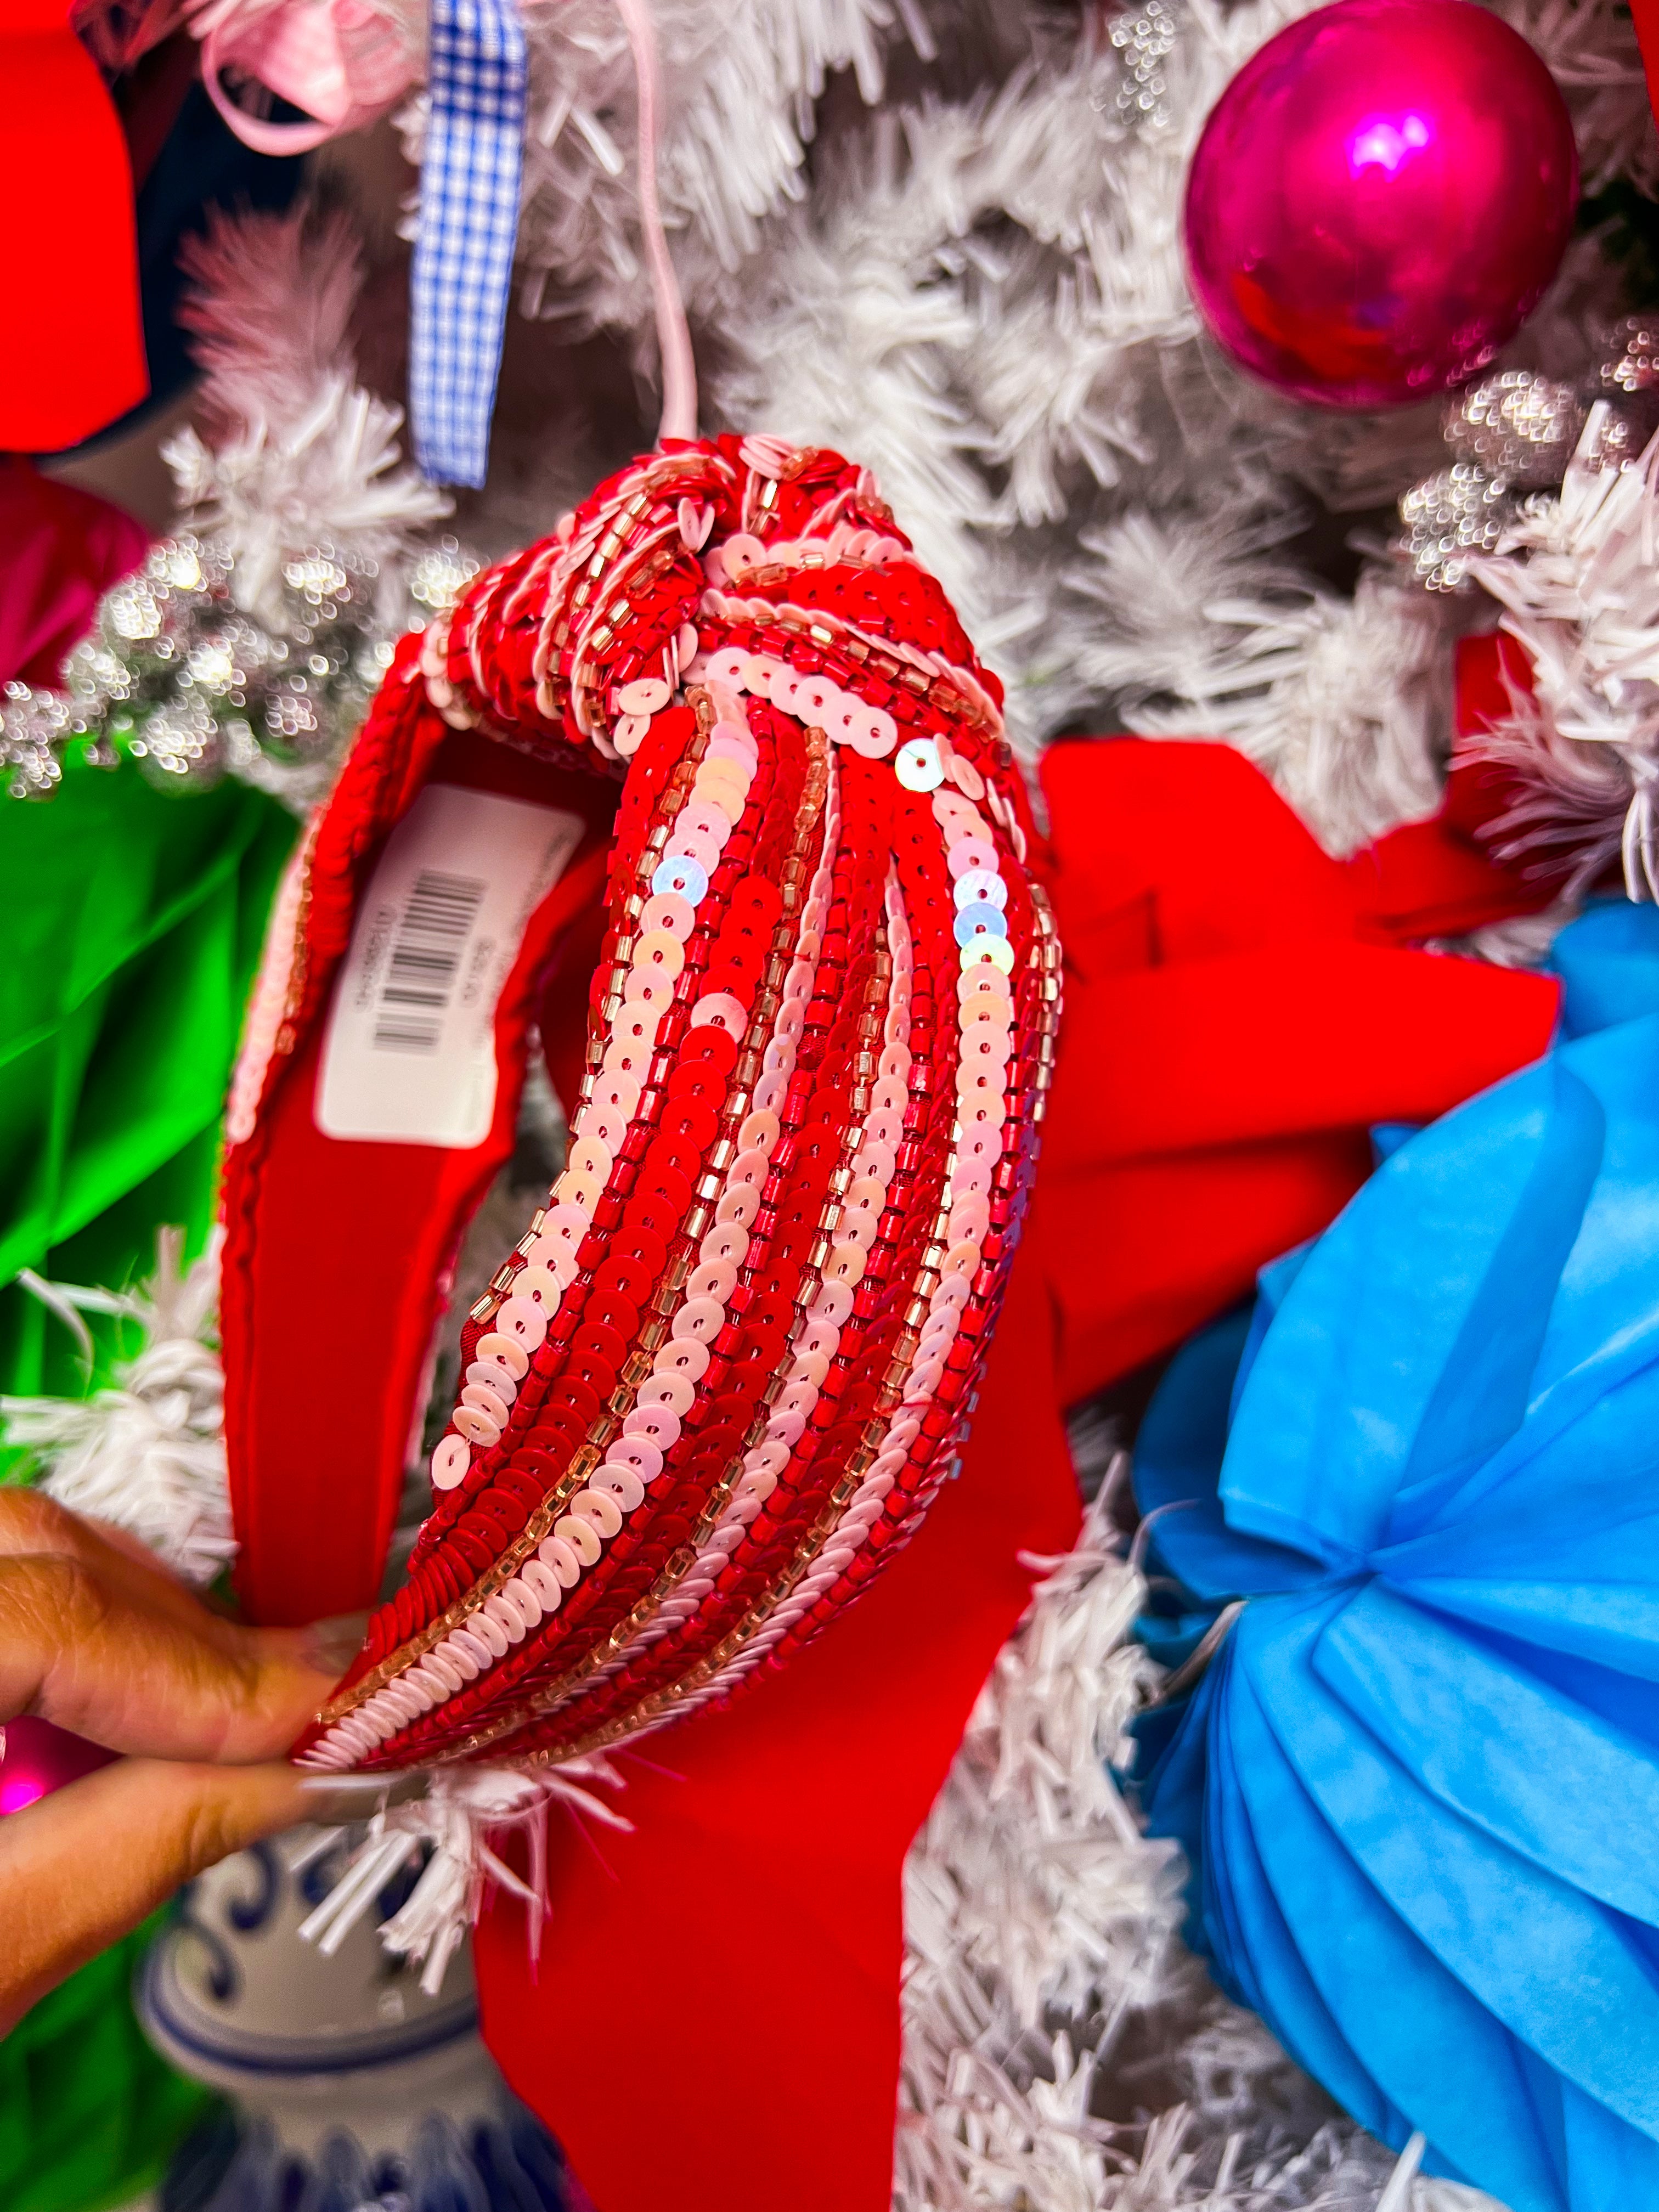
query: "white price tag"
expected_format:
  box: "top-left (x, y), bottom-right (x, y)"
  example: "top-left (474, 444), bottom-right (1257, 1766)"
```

top-left (315, 784), bottom-right (584, 1148)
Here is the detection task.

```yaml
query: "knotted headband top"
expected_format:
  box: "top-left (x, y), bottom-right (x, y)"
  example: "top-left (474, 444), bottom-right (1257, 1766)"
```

top-left (218, 433), bottom-right (1060, 1775)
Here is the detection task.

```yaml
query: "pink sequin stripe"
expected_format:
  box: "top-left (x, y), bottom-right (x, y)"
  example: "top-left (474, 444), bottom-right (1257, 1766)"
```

top-left (420, 612), bottom-right (477, 730)
top-left (462, 558), bottom-right (517, 706)
top-left (698, 588), bottom-right (1004, 741)
top-left (498, 535), bottom-right (564, 631)
top-left (527, 451), bottom-right (735, 702)
top-left (702, 521), bottom-right (920, 587)
top-left (564, 520), bottom-right (688, 754)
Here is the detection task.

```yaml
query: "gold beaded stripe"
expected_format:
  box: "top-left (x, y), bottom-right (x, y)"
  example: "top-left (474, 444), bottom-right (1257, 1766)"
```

top-left (314, 729), bottom-right (836, 1757)
top-left (305, 788), bottom-right (1055, 1769)
top-left (698, 587), bottom-right (1005, 743)
top-left (524, 441), bottom-right (995, 761)
top-left (556, 849), bottom-right (888, 1708)
top-left (1029, 891), bottom-right (1063, 1122)
top-left (606, 868), bottom-right (916, 1679)
top-left (306, 713), bottom-right (733, 1736)
top-left (532, 452), bottom-right (733, 735)
top-left (670, 885), bottom-right (1065, 1687)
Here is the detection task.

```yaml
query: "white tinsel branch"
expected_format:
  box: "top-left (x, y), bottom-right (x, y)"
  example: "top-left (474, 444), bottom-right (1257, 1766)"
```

top-left (393, 0), bottom-right (935, 356)
top-left (0, 1228), bottom-right (233, 1584)
top-left (162, 204), bottom-right (448, 630)
top-left (91, 0), bottom-right (1651, 860)
top-left (899, 1473), bottom-right (1178, 2205)
top-left (1059, 508), bottom-right (1453, 855)
top-left (1465, 404), bottom-right (1659, 898)
top-left (706, 1), bottom-right (1488, 838)
top-left (296, 1758), bottom-right (629, 1997)
top-left (1497, 0), bottom-right (1659, 196)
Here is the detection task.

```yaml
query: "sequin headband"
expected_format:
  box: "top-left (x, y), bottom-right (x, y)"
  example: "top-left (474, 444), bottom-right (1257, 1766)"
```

top-left (218, 433), bottom-right (1060, 1775)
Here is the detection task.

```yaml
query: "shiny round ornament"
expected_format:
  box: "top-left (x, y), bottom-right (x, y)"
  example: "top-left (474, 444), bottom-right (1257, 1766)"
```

top-left (1183, 0), bottom-right (1577, 410)
top-left (0, 1716), bottom-right (112, 1812)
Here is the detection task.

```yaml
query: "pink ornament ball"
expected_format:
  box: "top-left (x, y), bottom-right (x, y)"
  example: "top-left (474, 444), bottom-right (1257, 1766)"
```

top-left (1183, 0), bottom-right (1578, 410)
top-left (0, 1716), bottom-right (113, 1814)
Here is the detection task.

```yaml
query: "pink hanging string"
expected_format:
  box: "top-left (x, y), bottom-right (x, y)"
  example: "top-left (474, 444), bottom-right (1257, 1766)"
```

top-left (612, 0), bottom-right (699, 443)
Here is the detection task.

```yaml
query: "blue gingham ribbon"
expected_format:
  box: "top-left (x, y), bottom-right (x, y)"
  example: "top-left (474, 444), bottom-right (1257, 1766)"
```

top-left (411, 0), bottom-right (527, 488)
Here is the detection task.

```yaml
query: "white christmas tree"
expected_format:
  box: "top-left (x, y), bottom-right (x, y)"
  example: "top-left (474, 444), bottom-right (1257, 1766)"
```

top-left (25, 2), bottom-right (1659, 2202)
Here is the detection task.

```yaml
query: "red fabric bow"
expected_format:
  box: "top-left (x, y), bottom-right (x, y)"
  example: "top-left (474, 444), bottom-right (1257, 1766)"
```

top-left (1032, 735), bottom-right (1561, 1409)
top-left (1630, 0), bottom-right (1659, 125)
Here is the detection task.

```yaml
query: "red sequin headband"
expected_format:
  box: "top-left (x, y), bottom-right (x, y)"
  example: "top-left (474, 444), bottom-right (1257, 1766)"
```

top-left (220, 433), bottom-right (1060, 1775)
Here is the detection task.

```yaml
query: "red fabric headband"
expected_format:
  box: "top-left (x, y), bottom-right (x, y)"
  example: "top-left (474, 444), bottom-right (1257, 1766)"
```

top-left (220, 433), bottom-right (1056, 1776)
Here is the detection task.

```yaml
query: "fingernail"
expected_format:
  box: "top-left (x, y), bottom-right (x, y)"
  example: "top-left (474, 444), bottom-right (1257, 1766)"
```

top-left (301, 1612), bottom-right (370, 1677)
top-left (295, 1782), bottom-right (387, 1825)
top-left (298, 1769), bottom-right (430, 1813)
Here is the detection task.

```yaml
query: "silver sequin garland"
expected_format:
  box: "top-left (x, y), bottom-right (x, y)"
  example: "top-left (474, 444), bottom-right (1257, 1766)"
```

top-left (1397, 329), bottom-right (1659, 593)
top-left (1105, 0), bottom-right (1177, 131)
top-left (1, 536), bottom-right (479, 805)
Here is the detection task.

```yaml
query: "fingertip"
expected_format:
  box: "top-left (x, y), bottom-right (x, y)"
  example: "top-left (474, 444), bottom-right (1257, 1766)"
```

top-left (118, 1758), bottom-right (320, 1894)
top-left (211, 1640), bottom-right (342, 1763)
top-left (293, 1612), bottom-right (370, 1680)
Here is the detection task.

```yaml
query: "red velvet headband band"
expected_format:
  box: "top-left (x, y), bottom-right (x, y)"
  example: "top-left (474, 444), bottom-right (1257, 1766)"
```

top-left (220, 433), bottom-right (1058, 1776)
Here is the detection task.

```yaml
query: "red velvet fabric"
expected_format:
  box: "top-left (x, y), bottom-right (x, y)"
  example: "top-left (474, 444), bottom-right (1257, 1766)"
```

top-left (0, 460), bottom-right (148, 687)
top-left (1033, 736), bottom-right (1562, 1408)
top-left (222, 698), bottom-right (620, 1626)
top-left (0, 4), bottom-right (147, 450)
top-left (476, 1234), bottom-right (1080, 2212)
top-left (473, 736), bottom-right (1559, 2212)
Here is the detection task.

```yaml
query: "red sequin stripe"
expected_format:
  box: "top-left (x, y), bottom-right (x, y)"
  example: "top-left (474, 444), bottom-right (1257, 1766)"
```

top-left (755, 786), bottom-right (971, 1595)
top-left (711, 795), bottom-right (1033, 1677)
top-left (850, 882), bottom-right (1054, 1581)
top-left (483, 780), bottom-right (1002, 1764)
top-left (368, 727), bottom-right (816, 1758)
top-left (292, 434), bottom-right (1051, 1776)
top-left (714, 561), bottom-right (983, 703)
top-left (532, 452), bottom-right (731, 747)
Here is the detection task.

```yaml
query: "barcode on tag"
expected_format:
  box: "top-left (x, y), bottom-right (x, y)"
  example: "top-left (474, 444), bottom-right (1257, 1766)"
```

top-left (316, 785), bottom-right (585, 1147)
top-left (371, 869), bottom-right (488, 1053)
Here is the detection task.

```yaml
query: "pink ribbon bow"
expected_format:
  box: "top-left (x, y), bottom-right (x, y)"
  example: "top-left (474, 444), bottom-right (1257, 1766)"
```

top-left (187, 0), bottom-right (424, 154)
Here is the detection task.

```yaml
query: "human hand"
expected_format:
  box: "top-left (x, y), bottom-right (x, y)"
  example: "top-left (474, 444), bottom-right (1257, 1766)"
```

top-left (0, 1488), bottom-right (351, 2034)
